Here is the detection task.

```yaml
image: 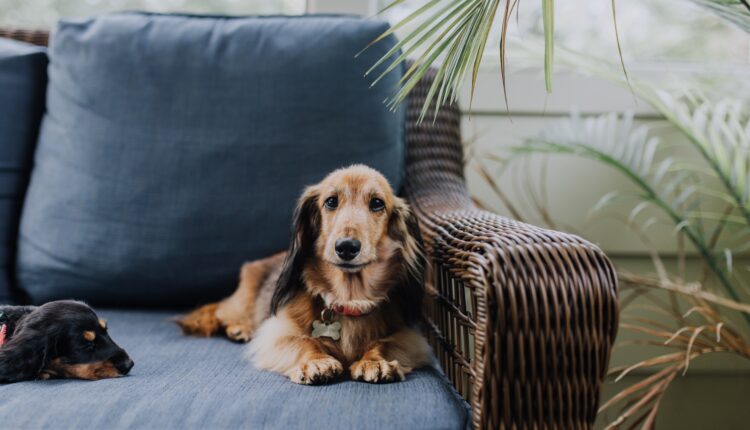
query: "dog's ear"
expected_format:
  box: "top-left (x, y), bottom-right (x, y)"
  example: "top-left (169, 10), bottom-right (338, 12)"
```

top-left (270, 186), bottom-right (321, 314)
top-left (388, 198), bottom-right (427, 325)
top-left (0, 320), bottom-right (54, 383)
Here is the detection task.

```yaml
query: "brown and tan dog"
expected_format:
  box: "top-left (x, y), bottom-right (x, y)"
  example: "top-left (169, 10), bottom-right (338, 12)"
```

top-left (177, 165), bottom-right (430, 384)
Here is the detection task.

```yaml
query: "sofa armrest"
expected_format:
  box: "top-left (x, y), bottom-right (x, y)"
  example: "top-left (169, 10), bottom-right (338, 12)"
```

top-left (0, 28), bottom-right (49, 46)
top-left (403, 67), bottom-right (619, 429)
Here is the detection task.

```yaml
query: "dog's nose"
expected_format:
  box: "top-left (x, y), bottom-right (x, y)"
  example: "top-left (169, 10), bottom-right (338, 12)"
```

top-left (335, 238), bottom-right (361, 261)
top-left (116, 357), bottom-right (134, 375)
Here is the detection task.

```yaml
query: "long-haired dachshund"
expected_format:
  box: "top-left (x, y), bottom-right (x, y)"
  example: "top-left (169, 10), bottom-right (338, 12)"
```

top-left (0, 300), bottom-right (134, 383)
top-left (178, 165), bottom-right (431, 384)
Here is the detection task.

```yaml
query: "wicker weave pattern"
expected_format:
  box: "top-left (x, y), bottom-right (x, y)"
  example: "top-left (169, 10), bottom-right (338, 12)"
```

top-left (403, 66), bottom-right (619, 429)
top-left (0, 30), bottom-right (619, 430)
top-left (0, 28), bottom-right (49, 46)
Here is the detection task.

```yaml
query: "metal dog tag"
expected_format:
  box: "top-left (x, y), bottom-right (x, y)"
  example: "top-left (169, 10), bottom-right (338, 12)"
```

top-left (312, 308), bottom-right (340, 340)
top-left (312, 320), bottom-right (341, 341)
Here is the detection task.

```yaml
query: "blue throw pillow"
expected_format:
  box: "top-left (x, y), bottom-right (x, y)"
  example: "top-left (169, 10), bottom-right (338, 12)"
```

top-left (16, 13), bottom-right (405, 306)
top-left (0, 39), bottom-right (47, 303)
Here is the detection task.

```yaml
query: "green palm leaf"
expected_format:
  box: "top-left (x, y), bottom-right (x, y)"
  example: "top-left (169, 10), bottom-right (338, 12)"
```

top-left (368, 0), bottom-right (637, 120)
top-left (368, 0), bottom-right (560, 121)
top-left (688, 0), bottom-right (750, 33)
top-left (542, 0), bottom-right (554, 92)
top-left (514, 111), bottom-right (748, 319)
top-left (544, 45), bottom-right (750, 229)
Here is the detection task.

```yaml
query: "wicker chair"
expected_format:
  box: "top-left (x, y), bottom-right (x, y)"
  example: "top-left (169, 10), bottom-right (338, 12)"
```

top-left (1, 28), bottom-right (619, 430)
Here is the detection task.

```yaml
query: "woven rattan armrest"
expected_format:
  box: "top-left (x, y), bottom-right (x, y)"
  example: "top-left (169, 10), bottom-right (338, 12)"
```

top-left (0, 28), bottom-right (49, 46)
top-left (403, 67), bottom-right (619, 429)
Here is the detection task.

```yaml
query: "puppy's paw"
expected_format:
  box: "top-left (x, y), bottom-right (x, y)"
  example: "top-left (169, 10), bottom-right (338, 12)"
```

top-left (225, 322), bottom-right (253, 343)
top-left (350, 359), bottom-right (405, 383)
top-left (290, 357), bottom-right (343, 385)
top-left (175, 303), bottom-right (221, 337)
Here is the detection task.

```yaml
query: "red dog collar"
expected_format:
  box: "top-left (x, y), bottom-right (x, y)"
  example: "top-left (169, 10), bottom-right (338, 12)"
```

top-left (332, 305), bottom-right (368, 317)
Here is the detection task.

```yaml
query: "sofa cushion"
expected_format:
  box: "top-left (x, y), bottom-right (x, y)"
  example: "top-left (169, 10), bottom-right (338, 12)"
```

top-left (0, 309), bottom-right (470, 429)
top-left (17, 13), bottom-right (405, 305)
top-left (0, 38), bottom-right (47, 303)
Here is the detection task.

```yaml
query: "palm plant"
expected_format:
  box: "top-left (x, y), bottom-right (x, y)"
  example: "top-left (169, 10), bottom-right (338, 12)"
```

top-left (518, 91), bottom-right (750, 305)
top-left (481, 25), bottom-right (750, 427)
top-left (691, 0), bottom-right (750, 32)
top-left (367, 0), bottom-right (564, 120)
top-left (368, 0), bottom-right (750, 120)
top-left (502, 84), bottom-right (750, 429)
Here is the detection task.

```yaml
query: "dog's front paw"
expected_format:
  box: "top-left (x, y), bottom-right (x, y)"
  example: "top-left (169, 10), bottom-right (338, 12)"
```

top-left (291, 357), bottom-right (343, 385)
top-left (225, 323), bottom-right (252, 343)
top-left (350, 359), bottom-right (405, 383)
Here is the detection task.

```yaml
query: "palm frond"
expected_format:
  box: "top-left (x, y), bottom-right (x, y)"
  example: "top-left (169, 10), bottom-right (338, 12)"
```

top-left (369, 0), bottom-right (638, 121)
top-left (542, 45), bottom-right (750, 229)
top-left (652, 93), bottom-right (750, 226)
top-left (542, 0), bottom-right (554, 92)
top-left (688, 0), bottom-right (750, 33)
top-left (602, 272), bottom-right (750, 429)
top-left (516, 111), bottom-right (748, 313)
top-left (366, 0), bottom-right (501, 122)
top-left (368, 0), bottom-right (564, 121)
top-left (619, 272), bottom-right (750, 314)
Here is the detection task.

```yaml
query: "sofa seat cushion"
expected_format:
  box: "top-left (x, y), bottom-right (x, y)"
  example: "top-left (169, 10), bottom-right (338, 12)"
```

top-left (0, 309), bottom-right (469, 429)
top-left (17, 13), bottom-right (405, 306)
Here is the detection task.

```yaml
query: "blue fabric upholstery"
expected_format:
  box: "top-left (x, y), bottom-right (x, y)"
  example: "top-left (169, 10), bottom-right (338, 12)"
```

top-left (0, 39), bottom-right (47, 303)
top-left (17, 13), bottom-right (405, 306)
top-left (0, 309), bottom-right (469, 429)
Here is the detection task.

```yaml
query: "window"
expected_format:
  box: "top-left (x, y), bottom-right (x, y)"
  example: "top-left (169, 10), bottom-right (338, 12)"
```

top-left (0, 0), bottom-right (307, 28)
top-left (376, 0), bottom-right (750, 66)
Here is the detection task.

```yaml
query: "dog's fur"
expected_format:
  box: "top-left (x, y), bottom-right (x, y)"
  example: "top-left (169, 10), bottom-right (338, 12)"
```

top-left (178, 165), bottom-right (431, 384)
top-left (0, 300), bottom-right (134, 383)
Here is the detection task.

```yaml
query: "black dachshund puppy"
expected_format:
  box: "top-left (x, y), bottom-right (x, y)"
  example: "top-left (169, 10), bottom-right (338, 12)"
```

top-left (0, 300), bottom-right (134, 383)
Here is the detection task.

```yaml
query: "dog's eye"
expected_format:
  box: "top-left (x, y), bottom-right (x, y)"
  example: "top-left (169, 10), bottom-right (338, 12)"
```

top-left (369, 198), bottom-right (385, 212)
top-left (324, 196), bottom-right (338, 210)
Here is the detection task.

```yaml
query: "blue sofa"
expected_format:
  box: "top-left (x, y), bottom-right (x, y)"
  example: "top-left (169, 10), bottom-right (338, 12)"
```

top-left (0, 13), bottom-right (618, 430)
top-left (2, 309), bottom-right (469, 429)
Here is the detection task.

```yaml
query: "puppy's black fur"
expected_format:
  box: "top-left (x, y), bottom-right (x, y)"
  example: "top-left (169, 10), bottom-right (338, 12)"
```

top-left (0, 300), bottom-right (133, 383)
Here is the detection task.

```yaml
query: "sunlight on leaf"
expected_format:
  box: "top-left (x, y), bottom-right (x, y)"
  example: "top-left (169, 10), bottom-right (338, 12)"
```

top-left (542, 0), bottom-right (554, 92)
